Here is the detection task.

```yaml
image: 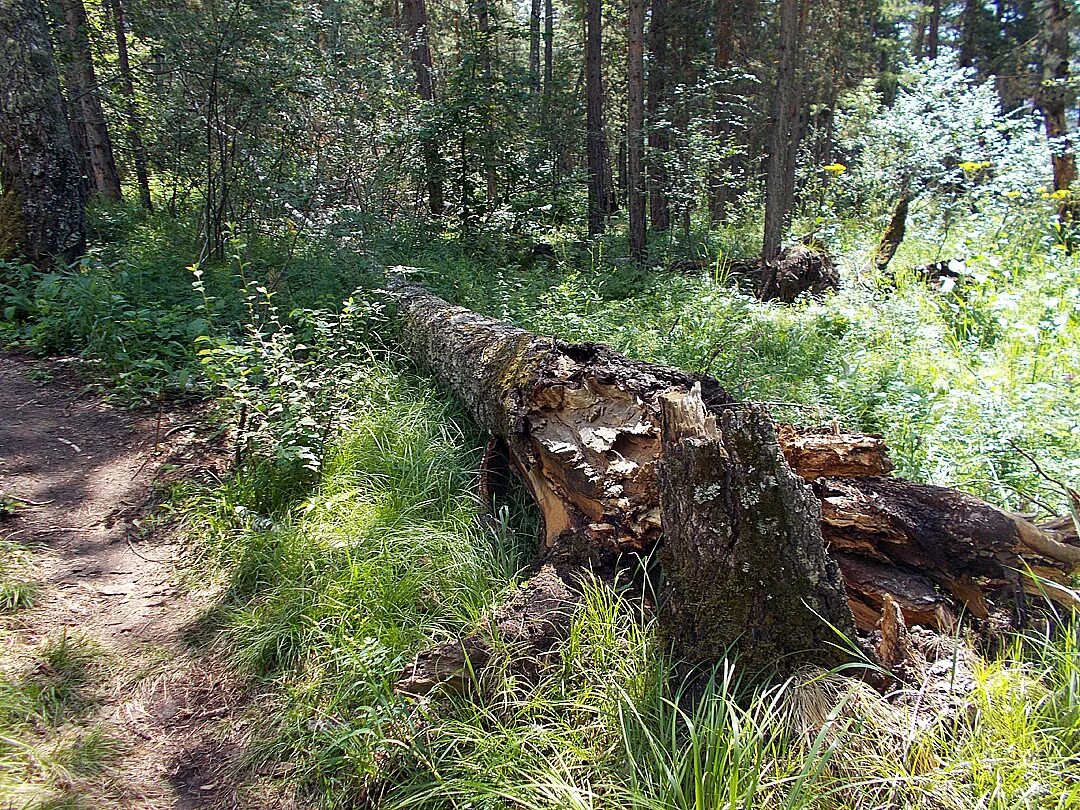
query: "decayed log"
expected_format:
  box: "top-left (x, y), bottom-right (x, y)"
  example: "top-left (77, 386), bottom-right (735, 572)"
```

top-left (388, 281), bottom-right (1078, 694)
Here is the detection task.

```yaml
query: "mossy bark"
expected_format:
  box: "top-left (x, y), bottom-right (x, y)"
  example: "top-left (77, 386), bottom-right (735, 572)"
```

top-left (0, 0), bottom-right (86, 266)
top-left (657, 390), bottom-right (857, 674)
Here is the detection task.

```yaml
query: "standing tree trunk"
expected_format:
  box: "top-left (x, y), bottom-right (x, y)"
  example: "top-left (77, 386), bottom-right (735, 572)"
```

top-left (627, 0), bottom-right (646, 262)
top-left (1037, 0), bottom-right (1076, 230)
top-left (50, 0), bottom-right (121, 200)
top-left (0, 0), bottom-right (86, 266)
top-left (108, 0), bottom-right (151, 212)
top-left (529, 0), bottom-right (541, 94)
top-left (927, 0), bottom-right (941, 60)
top-left (475, 0), bottom-right (498, 210)
top-left (647, 0), bottom-right (670, 232)
top-left (585, 0), bottom-right (612, 235)
top-left (959, 0), bottom-right (980, 69)
top-left (543, 0), bottom-right (553, 101)
top-left (761, 0), bottom-right (803, 286)
top-left (401, 0), bottom-right (444, 216)
top-left (709, 0), bottom-right (736, 223)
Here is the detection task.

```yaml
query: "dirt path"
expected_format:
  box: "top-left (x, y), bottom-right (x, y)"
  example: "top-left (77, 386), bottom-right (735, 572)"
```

top-left (0, 354), bottom-right (255, 809)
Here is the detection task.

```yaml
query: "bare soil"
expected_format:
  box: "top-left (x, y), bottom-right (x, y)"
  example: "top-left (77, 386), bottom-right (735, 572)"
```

top-left (0, 353), bottom-right (272, 809)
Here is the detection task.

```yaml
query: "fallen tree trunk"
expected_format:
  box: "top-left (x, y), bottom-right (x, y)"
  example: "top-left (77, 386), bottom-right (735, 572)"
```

top-left (389, 281), bottom-right (1078, 695)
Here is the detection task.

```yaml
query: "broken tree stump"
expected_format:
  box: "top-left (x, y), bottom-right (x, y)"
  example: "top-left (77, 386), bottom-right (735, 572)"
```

top-left (658, 389), bottom-right (856, 673)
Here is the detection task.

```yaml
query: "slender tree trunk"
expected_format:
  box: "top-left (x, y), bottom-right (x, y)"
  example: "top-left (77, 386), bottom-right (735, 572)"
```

top-left (959, 0), bottom-right (980, 68)
top-left (628, 0), bottom-right (646, 261)
top-left (647, 0), bottom-right (670, 231)
top-left (401, 0), bottom-right (444, 216)
top-left (761, 0), bottom-right (802, 273)
top-left (529, 0), bottom-right (541, 93)
top-left (50, 0), bottom-right (121, 200)
top-left (475, 0), bottom-right (497, 209)
top-left (0, 0), bottom-right (86, 265)
top-left (585, 0), bottom-right (612, 235)
top-left (1037, 0), bottom-right (1076, 230)
top-left (109, 0), bottom-right (151, 211)
top-left (543, 0), bottom-right (553, 100)
top-left (928, 0), bottom-right (940, 60)
top-left (709, 0), bottom-right (735, 222)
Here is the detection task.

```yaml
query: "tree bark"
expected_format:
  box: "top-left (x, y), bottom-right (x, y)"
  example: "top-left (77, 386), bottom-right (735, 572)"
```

top-left (874, 187), bottom-right (911, 272)
top-left (761, 0), bottom-right (803, 279)
top-left (959, 0), bottom-right (980, 69)
top-left (585, 0), bottom-right (612, 235)
top-left (401, 0), bottom-right (444, 216)
top-left (646, 0), bottom-right (670, 232)
top-left (108, 0), bottom-right (151, 212)
top-left (1036, 0), bottom-right (1076, 230)
top-left (658, 389), bottom-right (856, 674)
top-left (529, 0), bottom-right (541, 94)
top-left (0, 0), bottom-right (86, 266)
top-left (387, 283), bottom-right (1080, 697)
top-left (627, 0), bottom-right (646, 262)
top-left (50, 0), bottom-right (121, 200)
top-left (709, 0), bottom-right (736, 223)
top-left (927, 0), bottom-right (941, 60)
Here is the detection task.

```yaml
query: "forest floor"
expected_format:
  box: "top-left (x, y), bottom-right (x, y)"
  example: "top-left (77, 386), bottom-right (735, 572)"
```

top-left (0, 353), bottom-right (268, 809)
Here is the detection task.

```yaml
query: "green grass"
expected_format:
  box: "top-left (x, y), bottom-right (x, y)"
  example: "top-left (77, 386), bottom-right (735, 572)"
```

top-left (0, 539), bottom-right (36, 613)
top-left (0, 633), bottom-right (120, 810)
top-left (4, 192), bottom-right (1079, 806)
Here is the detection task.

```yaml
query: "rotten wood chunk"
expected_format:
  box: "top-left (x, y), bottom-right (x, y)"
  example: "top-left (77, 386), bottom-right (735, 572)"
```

top-left (395, 565), bottom-right (581, 697)
top-left (657, 389), bottom-right (857, 673)
top-left (835, 553), bottom-right (955, 631)
top-left (778, 425), bottom-right (895, 480)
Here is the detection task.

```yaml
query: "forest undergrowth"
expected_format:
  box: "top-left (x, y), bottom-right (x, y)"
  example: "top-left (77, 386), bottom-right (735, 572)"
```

top-left (2, 193), bottom-right (1079, 808)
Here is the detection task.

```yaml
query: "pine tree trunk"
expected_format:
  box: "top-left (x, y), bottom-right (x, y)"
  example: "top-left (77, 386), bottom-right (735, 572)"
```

top-left (627, 0), bottom-right (646, 262)
top-left (401, 0), bottom-right (444, 216)
top-left (50, 0), bottom-right (121, 200)
top-left (928, 0), bottom-right (940, 60)
top-left (585, 0), bottom-right (612, 235)
top-left (646, 0), bottom-right (670, 232)
top-left (959, 0), bottom-right (980, 69)
top-left (761, 0), bottom-right (803, 285)
top-left (709, 0), bottom-right (736, 223)
top-left (109, 0), bottom-right (152, 211)
top-left (0, 0), bottom-right (86, 266)
top-left (1037, 0), bottom-right (1076, 230)
top-left (529, 0), bottom-right (541, 94)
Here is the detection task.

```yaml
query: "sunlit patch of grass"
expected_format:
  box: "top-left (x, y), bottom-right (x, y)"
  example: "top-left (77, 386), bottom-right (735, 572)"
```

top-left (0, 634), bottom-right (119, 810)
top-left (0, 539), bottom-right (37, 613)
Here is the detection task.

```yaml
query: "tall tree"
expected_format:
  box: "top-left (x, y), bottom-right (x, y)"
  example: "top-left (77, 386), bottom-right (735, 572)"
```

top-left (646, 0), bottom-right (670, 231)
top-left (108, 0), bottom-right (151, 211)
top-left (401, 0), bottom-right (444, 215)
top-left (585, 0), bottom-right (612, 234)
top-left (1037, 0), bottom-right (1076, 228)
top-left (762, 0), bottom-right (804, 270)
top-left (927, 0), bottom-right (941, 60)
top-left (709, 0), bottom-right (736, 222)
top-left (0, 0), bottom-right (86, 265)
top-left (627, 0), bottom-right (646, 260)
top-left (529, 0), bottom-right (541, 93)
top-left (50, 0), bottom-right (121, 199)
top-left (475, 0), bottom-right (497, 208)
